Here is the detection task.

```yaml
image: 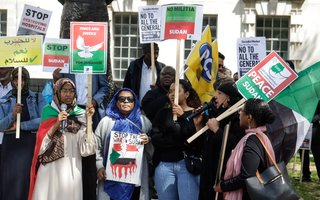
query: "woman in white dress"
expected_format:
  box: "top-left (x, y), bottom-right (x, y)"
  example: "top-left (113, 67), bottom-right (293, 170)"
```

top-left (28, 78), bottom-right (97, 200)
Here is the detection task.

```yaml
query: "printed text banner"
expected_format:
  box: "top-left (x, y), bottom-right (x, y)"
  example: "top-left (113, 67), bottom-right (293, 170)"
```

top-left (17, 4), bottom-right (52, 36)
top-left (236, 51), bottom-right (298, 102)
top-left (237, 37), bottom-right (266, 77)
top-left (138, 5), bottom-right (162, 43)
top-left (43, 38), bottom-right (69, 73)
top-left (0, 35), bottom-right (43, 66)
top-left (161, 4), bottom-right (203, 40)
top-left (70, 22), bottom-right (107, 74)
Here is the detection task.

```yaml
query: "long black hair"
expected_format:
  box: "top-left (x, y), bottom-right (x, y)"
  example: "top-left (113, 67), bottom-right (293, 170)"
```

top-left (179, 79), bottom-right (201, 109)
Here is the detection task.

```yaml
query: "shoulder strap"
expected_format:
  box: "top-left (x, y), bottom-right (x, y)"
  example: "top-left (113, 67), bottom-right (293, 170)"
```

top-left (255, 134), bottom-right (281, 173)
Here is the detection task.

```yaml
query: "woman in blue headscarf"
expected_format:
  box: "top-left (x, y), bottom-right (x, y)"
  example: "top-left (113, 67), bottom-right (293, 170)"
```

top-left (95, 88), bottom-right (152, 200)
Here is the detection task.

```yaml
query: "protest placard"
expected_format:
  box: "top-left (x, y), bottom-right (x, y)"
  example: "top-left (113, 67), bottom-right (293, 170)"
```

top-left (300, 124), bottom-right (312, 150)
top-left (17, 4), bottom-right (52, 37)
top-left (236, 51), bottom-right (298, 102)
top-left (237, 37), bottom-right (266, 77)
top-left (138, 6), bottom-right (162, 43)
top-left (161, 4), bottom-right (203, 40)
top-left (43, 38), bottom-right (69, 73)
top-left (0, 35), bottom-right (43, 66)
top-left (70, 22), bottom-right (107, 74)
top-left (106, 131), bottom-right (144, 185)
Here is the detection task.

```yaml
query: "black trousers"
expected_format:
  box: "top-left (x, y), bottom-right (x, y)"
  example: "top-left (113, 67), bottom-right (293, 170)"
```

top-left (299, 149), bottom-right (311, 178)
top-left (312, 125), bottom-right (320, 180)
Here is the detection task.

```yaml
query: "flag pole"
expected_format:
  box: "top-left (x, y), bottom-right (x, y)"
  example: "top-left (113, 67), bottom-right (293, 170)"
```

top-left (173, 40), bottom-right (181, 121)
top-left (214, 123), bottom-right (230, 200)
top-left (187, 98), bottom-right (245, 143)
top-left (86, 73), bottom-right (93, 142)
top-left (151, 42), bottom-right (156, 85)
top-left (15, 66), bottom-right (22, 139)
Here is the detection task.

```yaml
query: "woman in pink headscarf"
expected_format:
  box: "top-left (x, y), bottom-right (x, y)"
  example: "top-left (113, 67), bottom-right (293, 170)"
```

top-left (214, 98), bottom-right (276, 200)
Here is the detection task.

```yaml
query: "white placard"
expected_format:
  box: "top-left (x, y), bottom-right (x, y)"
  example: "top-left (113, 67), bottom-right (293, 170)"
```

top-left (106, 131), bottom-right (144, 185)
top-left (237, 37), bottom-right (266, 77)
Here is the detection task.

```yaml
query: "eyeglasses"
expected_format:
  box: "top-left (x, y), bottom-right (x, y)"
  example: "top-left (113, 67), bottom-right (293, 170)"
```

top-left (61, 89), bottom-right (76, 94)
top-left (117, 96), bottom-right (134, 103)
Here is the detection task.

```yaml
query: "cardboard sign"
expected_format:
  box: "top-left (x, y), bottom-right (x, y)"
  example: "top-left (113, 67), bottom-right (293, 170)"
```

top-left (70, 22), bottom-right (107, 74)
top-left (237, 37), bottom-right (266, 77)
top-left (43, 38), bottom-right (69, 73)
top-left (300, 124), bottom-right (312, 150)
top-left (236, 51), bottom-right (298, 102)
top-left (17, 4), bottom-right (52, 36)
top-left (106, 131), bottom-right (144, 185)
top-left (0, 35), bottom-right (43, 66)
top-left (138, 6), bottom-right (162, 43)
top-left (162, 4), bottom-right (203, 40)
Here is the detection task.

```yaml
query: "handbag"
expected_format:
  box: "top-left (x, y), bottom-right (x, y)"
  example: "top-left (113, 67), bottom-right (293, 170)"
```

top-left (183, 151), bottom-right (202, 175)
top-left (245, 135), bottom-right (299, 200)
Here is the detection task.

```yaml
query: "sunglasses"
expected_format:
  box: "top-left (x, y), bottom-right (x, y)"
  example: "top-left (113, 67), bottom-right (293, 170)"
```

top-left (117, 96), bottom-right (134, 103)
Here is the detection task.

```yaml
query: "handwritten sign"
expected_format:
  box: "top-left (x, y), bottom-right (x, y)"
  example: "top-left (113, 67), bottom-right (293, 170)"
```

top-left (106, 131), bottom-right (144, 185)
top-left (237, 37), bottom-right (266, 77)
top-left (162, 4), bottom-right (203, 40)
top-left (70, 22), bottom-right (107, 74)
top-left (0, 35), bottom-right (43, 66)
top-left (138, 6), bottom-right (162, 43)
top-left (17, 4), bottom-right (52, 36)
top-left (236, 51), bottom-right (298, 102)
top-left (43, 38), bottom-right (69, 73)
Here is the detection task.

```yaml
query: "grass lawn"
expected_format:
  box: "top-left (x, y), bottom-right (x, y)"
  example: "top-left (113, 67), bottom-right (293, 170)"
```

top-left (287, 153), bottom-right (320, 200)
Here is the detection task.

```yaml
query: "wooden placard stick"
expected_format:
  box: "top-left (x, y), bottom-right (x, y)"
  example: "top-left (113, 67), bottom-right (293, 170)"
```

top-left (214, 123), bottom-right (231, 200)
top-left (173, 40), bottom-right (181, 121)
top-left (150, 42), bottom-right (156, 85)
top-left (186, 98), bottom-right (245, 143)
top-left (15, 66), bottom-right (22, 139)
top-left (216, 98), bottom-right (246, 121)
top-left (86, 73), bottom-right (93, 142)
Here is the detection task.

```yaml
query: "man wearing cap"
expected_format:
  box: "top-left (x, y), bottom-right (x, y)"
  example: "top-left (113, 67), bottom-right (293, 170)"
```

top-left (123, 43), bottom-right (165, 102)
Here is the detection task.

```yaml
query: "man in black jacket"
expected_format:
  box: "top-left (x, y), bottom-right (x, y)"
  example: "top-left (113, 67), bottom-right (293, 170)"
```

top-left (123, 43), bottom-right (165, 101)
top-left (141, 66), bottom-right (175, 122)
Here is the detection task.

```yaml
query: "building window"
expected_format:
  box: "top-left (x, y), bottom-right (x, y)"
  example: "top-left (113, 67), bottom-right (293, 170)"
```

top-left (0, 10), bottom-right (7, 36)
top-left (113, 13), bottom-right (142, 81)
top-left (184, 15), bottom-right (217, 60)
top-left (256, 16), bottom-right (290, 59)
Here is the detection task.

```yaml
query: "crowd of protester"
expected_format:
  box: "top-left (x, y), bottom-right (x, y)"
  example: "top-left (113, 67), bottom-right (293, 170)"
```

top-left (0, 46), bottom-right (319, 200)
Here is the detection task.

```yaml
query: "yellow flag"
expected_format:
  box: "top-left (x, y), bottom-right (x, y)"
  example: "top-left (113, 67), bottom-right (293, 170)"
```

top-left (185, 25), bottom-right (218, 103)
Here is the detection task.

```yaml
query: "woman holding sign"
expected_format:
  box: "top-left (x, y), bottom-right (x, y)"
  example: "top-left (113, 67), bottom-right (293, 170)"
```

top-left (0, 67), bottom-right (45, 200)
top-left (95, 88), bottom-right (152, 200)
top-left (28, 78), bottom-right (97, 200)
top-left (151, 79), bottom-right (203, 200)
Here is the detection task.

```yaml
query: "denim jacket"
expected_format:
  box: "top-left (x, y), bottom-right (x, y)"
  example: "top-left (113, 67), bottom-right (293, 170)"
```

top-left (0, 90), bottom-right (46, 133)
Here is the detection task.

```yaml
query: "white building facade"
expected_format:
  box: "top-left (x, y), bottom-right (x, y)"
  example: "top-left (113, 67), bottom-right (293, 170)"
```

top-left (1, 0), bottom-right (319, 81)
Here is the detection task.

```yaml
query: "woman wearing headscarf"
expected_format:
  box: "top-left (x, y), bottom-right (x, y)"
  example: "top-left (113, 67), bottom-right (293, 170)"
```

top-left (151, 79), bottom-right (203, 200)
top-left (95, 88), bottom-right (152, 200)
top-left (28, 78), bottom-right (97, 200)
top-left (199, 81), bottom-right (245, 200)
top-left (214, 98), bottom-right (276, 199)
top-left (0, 67), bottom-right (45, 200)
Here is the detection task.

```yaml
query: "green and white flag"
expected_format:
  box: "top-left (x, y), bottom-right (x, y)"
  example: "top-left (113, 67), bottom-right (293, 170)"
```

top-left (274, 61), bottom-right (320, 122)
